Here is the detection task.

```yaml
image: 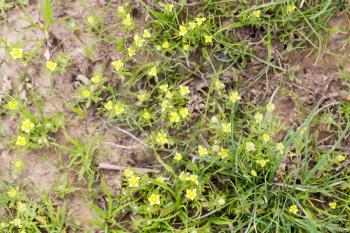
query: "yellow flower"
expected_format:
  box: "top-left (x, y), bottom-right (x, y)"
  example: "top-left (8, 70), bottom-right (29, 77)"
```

top-left (127, 47), bottom-right (136, 57)
top-left (104, 101), bottom-right (113, 111)
top-left (143, 29), bottom-right (151, 38)
top-left (179, 108), bottom-right (189, 118)
top-left (179, 171), bottom-right (190, 181)
top-left (16, 136), bottom-right (26, 146)
top-left (254, 113), bottom-right (263, 123)
top-left (214, 80), bottom-right (225, 92)
top-left (170, 112), bottom-right (180, 123)
top-left (128, 176), bottom-right (140, 187)
top-left (245, 142), bottom-right (256, 152)
top-left (166, 91), bottom-right (173, 99)
top-left (10, 47), bottom-right (23, 59)
top-left (117, 6), bottom-right (125, 14)
top-left (229, 91), bottom-right (241, 103)
top-left (257, 159), bottom-right (268, 168)
top-left (159, 84), bottom-right (168, 92)
top-left (114, 103), bottom-right (125, 115)
top-left (266, 103), bottom-right (276, 112)
top-left (8, 189), bottom-right (17, 198)
top-left (179, 26), bottom-right (188, 36)
top-left (155, 132), bottom-right (168, 145)
top-left (204, 35), bottom-right (213, 44)
top-left (251, 169), bottom-right (257, 177)
top-left (217, 197), bottom-right (226, 206)
top-left (174, 152), bottom-right (182, 161)
top-left (276, 143), bottom-right (285, 153)
top-left (124, 168), bottom-right (134, 177)
top-left (112, 60), bottom-right (123, 71)
top-left (262, 134), bottom-right (270, 142)
top-left (149, 194), bottom-right (160, 206)
top-left (195, 17), bottom-right (206, 26)
top-left (21, 119), bottom-right (34, 133)
top-left (287, 4), bottom-right (296, 14)
top-left (165, 3), bottom-right (173, 13)
top-left (218, 148), bottom-right (229, 159)
top-left (179, 85), bottom-right (190, 96)
top-left (14, 161), bottom-right (23, 169)
top-left (46, 61), bottom-right (57, 71)
top-left (188, 21), bottom-right (196, 29)
top-left (253, 10), bottom-right (261, 18)
top-left (183, 44), bottom-right (190, 51)
top-left (222, 123), bottom-right (231, 133)
top-left (142, 111), bottom-right (151, 120)
top-left (8, 101), bottom-right (17, 110)
top-left (198, 145), bottom-right (208, 156)
top-left (329, 202), bottom-right (337, 209)
top-left (123, 14), bottom-right (133, 26)
top-left (186, 189), bottom-right (197, 201)
top-left (91, 74), bottom-right (101, 83)
top-left (289, 204), bottom-right (298, 214)
top-left (87, 16), bottom-right (96, 25)
top-left (148, 67), bottom-right (157, 77)
top-left (188, 174), bottom-right (199, 185)
top-left (161, 100), bottom-right (170, 111)
top-left (162, 41), bottom-right (170, 49)
top-left (337, 154), bottom-right (345, 162)
top-left (82, 89), bottom-right (91, 98)
top-left (134, 35), bottom-right (144, 48)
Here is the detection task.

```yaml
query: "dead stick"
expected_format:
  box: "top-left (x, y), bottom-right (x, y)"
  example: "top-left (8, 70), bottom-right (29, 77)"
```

top-left (98, 162), bottom-right (161, 174)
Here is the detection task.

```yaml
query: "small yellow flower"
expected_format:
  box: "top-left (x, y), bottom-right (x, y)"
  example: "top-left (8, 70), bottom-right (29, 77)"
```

top-left (179, 26), bottom-right (188, 36)
top-left (218, 148), bottom-right (229, 159)
top-left (251, 169), bottom-right (257, 177)
top-left (289, 204), bottom-right (298, 214)
top-left (149, 194), bottom-right (160, 206)
top-left (222, 123), bottom-right (231, 133)
top-left (214, 80), bottom-right (225, 92)
top-left (117, 6), bottom-right (125, 14)
top-left (183, 44), bottom-right (190, 51)
top-left (245, 142), bottom-right (256, 152)
top-left (229, 91), bottom-right (241, 103)
top-left (134, 35), bottom-right (144, 48)
top-left (254, 113), bottom-right (263, 123)
top-left (114, 103), bottom-right (125, 115)
top-left (276, 143), bottom-right (285, 153)
top-left (188, 174), bottom-right (199, 185)
top-left (266, 103), bottom-right (276, 112)
top-left (262, 134), bottom-right (270, 143)
top-left (195, 17), bottom-right (206, 26)
top-left (14, 161), bottom-right (23, 169)
top-left (123, 14), bottom-right (133, 26)
top-left (204, 35), bottom-right (213, 44)
top-left (179, 171), bottom-right (189, 181)
top-left (91, 74), bottom-right (101, 83)
top-left (148, 67), bottom-right (157, 77)
top-left (46, 61), bottom-right (57, 71)
top-left (104, 101), bottom-right (113, 111)
top-left (82, 89), bottom-right (91, 98)
top-left (179, 108), bottom-right (189, 118)
top-left (10, 47), bottom-right (23, 59)
top-left (8, 101), bottom-right (17, 110)
top-left (166, 91), bottom-right (173, 99)
top-left (179, 85), bottom-right (190, 96)
top-left (174, 152), bottom-right (182, 161)
top-left (124, 168), bottom-right (134, 177)
top-left (143, 29), bottom-right (151, 38)
top-left (257, 159), bottom-right (268, 168)
top-left (112, 60), bottom-right (123, 71)
top-left (198, 145), bottom-right (208, 156)
top-left (287, 4), bottom-right (296, 14)
top-left (142, 111), bottom-right (151, 120)
top-left (188, 21), bottom-right (196, 29)
top-left (128, 176), bottom-right (140, 187)
top-left (8, 189), bottom-right (17, 198)
top-left (217, 197), bottom-right (226, 206)
top-left (165, 3), bottom-right (173, 13)
top-left (21, 119), bottom-right (34, 133)
top-left (337, 154), bottom-right (345, 162)
top-left (159, 84), bottom-right (168, 92)
top-left (186, 189), bottom-right (197, 201)
top-left (162, 41), bottom-right (170, 49)
top-left (127, 47), bottom-right (136, 57)
top-left (155, 132), bottom-right (168, 145)
top-left (161, 100), bottom-right (170, 111)
top-left (253, 10), bottom-right (261, 18)
top-left (329, 202), bottom-right (337, 209)
top-left (87, 16), bottom-right (96, 25)
top-left (16, 136), bottom-right (26, 146)
top-left (170, 112), bottom-right (180, 123)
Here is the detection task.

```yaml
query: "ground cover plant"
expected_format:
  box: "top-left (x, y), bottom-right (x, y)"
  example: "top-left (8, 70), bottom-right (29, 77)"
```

top-left (0, 0), bottom-right (350, 232)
